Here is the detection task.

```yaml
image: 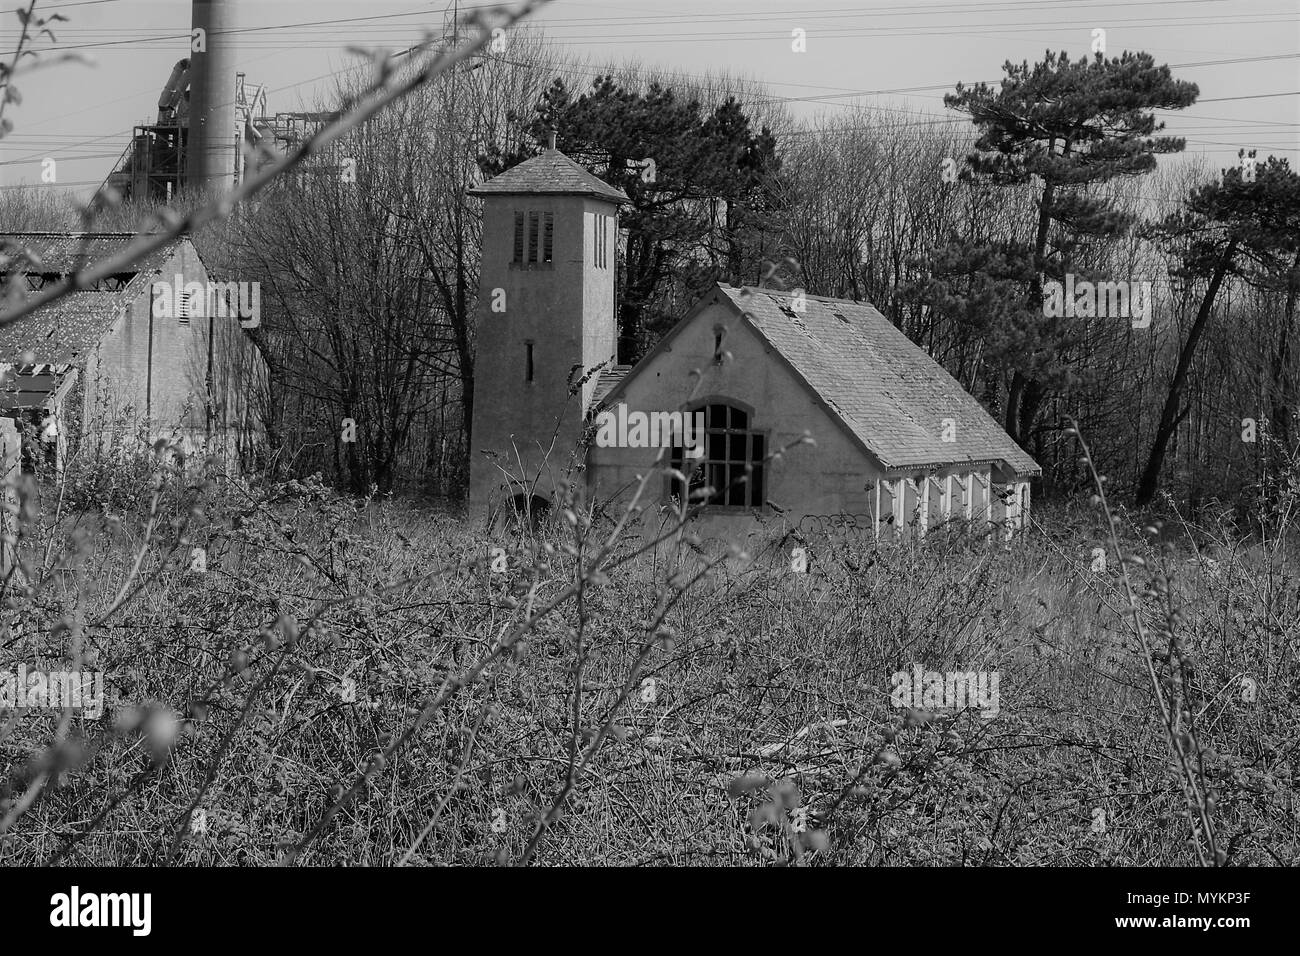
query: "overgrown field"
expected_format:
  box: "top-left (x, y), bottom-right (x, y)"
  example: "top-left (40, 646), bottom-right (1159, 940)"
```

top-left (1, 452), bottom-right (1297, 866)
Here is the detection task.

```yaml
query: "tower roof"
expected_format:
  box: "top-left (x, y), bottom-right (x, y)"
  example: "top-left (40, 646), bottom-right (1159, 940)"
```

top-left (469, 148), bottom-right (629, 204)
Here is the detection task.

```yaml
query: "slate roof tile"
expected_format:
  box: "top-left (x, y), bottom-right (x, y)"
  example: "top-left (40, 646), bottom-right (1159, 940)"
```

top-left (0, 232), bottom-right (174, 275)
top-left (468, 149), bottom-right (629, 204)
top-left (0, 233), bottom-right (181, 365)
top-left (0, 290), bottom-right (131, 364)
top-left (717, 285), bottom-right (1039, 475)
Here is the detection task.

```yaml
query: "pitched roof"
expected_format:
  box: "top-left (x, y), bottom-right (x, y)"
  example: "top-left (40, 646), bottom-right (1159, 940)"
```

top-left (468, 148), bottom-right (629, 204)
top-left (0, 290), bottom-right (132, 364)
top-left (0, 232), bottom-right (184, 365)
top-left (600, 284), bottom-right (1039, 477)
top-left (723, 286), bottom-right (1038, 475)
top-left (590, 364), bottom-right (633, 406)
top-left (0, 232), bottom-right (176, 275)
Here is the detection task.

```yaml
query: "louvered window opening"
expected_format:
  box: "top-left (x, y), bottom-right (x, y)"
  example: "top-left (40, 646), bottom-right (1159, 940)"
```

top-left (513, 211), bottom-right (553, 264)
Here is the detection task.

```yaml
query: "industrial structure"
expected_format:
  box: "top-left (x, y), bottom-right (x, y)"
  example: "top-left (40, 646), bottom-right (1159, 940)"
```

top-left (102, 0), bottom-right (339, 201)
top-left (103, 62), bottom-right (269, 202)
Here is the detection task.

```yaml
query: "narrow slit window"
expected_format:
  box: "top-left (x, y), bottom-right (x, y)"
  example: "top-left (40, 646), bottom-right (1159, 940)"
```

top-left (543, 212), bottom-right (554, 263)
top-left (525, 342), bottom-right (534, 383)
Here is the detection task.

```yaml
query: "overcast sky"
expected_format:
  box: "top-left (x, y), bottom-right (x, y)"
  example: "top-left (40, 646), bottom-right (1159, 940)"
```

top-left (2, 0), bottom-right (1297, 197)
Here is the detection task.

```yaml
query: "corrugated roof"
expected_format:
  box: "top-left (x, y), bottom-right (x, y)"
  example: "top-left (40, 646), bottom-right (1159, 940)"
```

top-left (468, 148), bottom-right (629, 204)
top-left (717, 286), bottom-right (1039, 475)
top-left (0, 364), bottom-right (75, 410)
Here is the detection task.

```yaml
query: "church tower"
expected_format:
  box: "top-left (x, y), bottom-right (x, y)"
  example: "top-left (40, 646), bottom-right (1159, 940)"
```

top-left (467, 138), bottom-right (629, 517)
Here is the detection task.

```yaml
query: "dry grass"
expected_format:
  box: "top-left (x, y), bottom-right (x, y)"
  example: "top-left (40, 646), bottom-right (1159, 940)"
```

top-left (1, 450), bottom-right (1296, 867)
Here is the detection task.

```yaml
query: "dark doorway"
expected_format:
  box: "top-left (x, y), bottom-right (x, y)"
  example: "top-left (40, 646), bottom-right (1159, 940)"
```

top-left (508, 492), bottom-right (551, 531)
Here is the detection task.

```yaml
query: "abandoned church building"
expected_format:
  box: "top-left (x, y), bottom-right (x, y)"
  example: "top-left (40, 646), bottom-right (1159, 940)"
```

top-left (0, 233), bottom-right (267, 472)
top-left (467, 147), bottom-right (1040, 534)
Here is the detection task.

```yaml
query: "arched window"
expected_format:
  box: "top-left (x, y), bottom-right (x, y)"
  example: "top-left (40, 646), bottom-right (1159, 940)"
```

top-left (668, 402), bottom-right (765, 509)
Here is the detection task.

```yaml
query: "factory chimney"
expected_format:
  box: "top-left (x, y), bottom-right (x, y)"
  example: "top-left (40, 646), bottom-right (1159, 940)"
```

top-left (186, 0), bottom-right (238, 194)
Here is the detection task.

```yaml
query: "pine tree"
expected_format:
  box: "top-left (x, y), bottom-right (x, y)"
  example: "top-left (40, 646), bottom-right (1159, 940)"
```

top-left (1135, 155), bottom-right (1300, 506)
top-left (939, 50), bottom-right (1198, 459)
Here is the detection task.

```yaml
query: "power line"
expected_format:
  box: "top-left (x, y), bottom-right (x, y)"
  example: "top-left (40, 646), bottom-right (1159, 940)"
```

top-left (0, 0), bottom-right (122, 13)
top-left (24, 0), bottom-right (1237, 33)
top-left (18, 3), bottom-right (1293, 53)
top-left (18, 8), bottom-right (449, 54)
top-left (1199, 90), bottom-right (1300, 103)
top-left (6, 1), bottom-right (1295, 189)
